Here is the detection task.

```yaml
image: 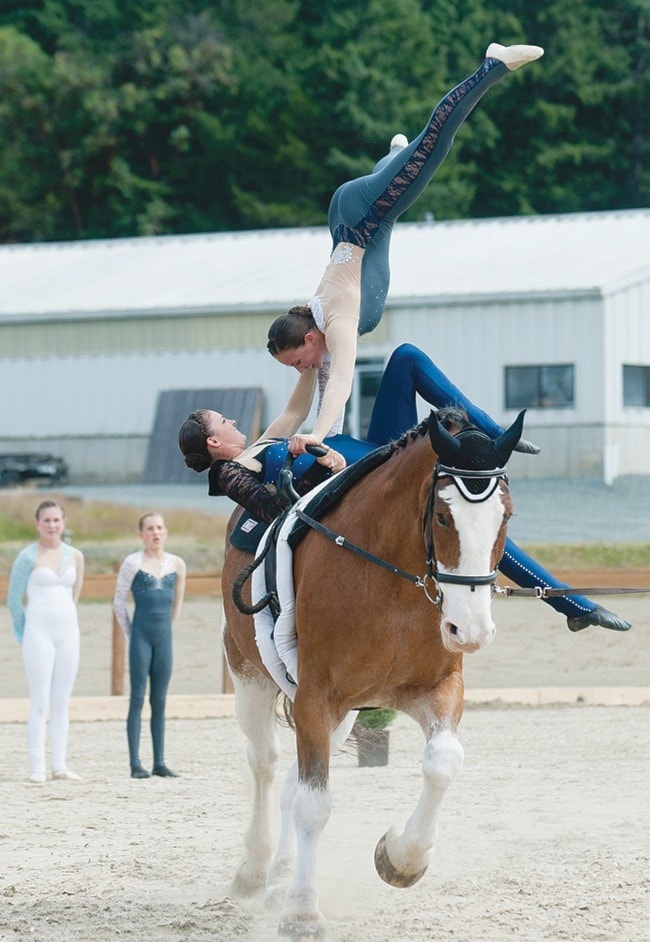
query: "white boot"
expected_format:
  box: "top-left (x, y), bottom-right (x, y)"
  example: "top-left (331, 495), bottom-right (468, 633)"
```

top-left (390, 133), bottom-right (408, 150)
top-left (485, 43), bottom-right (544, 71)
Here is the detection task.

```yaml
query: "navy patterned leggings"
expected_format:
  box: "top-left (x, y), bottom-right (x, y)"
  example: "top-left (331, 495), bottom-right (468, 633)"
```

top-left (327, 57), bottom-right (508, 334)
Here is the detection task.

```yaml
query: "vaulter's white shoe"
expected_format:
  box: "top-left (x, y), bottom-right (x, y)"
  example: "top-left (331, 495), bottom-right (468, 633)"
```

top-left (28, 772), bottom-right (46, 784)
top-left (53, 769), bottom-right (82, 781)
top-left (485, 43), bottom-right (544, 71)
top-left (390, 133), bottom-right (408, 150)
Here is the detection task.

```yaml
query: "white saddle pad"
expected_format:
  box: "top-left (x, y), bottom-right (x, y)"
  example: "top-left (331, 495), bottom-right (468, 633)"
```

top-left (251, 477), bottom-right (333, 700)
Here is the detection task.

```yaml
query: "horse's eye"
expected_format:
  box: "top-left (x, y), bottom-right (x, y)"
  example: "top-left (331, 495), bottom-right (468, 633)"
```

top-left (435, 513), bottom-right (449, 528)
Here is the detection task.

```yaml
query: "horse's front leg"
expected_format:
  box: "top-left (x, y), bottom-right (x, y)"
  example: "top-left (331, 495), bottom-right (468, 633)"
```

top-left (278, 699), bottom-right (352, 939)
top-left (267, 710), bottom-right (357, 915)
top-left (375, 674), bottom-right (464, 888)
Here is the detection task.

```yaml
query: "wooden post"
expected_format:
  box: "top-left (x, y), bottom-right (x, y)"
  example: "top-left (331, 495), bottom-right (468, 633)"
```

top-left (111, 561), bottom-right (125, 695)
top-left (220, 596), bottom-right (235, 694)
top-left (222, 653), bottom-right (234, 694)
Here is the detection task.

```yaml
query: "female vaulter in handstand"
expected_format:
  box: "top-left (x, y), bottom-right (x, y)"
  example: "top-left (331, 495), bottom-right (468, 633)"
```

top-left (265, 42), bottom-right (545, 447)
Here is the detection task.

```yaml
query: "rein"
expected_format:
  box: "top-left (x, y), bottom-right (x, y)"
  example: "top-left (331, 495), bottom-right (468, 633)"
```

top-left (295, 500), bottom-right (650, 602)
top-left (495, 584), bottom-right (650, 598)
top-left (294, 507), bottom-right (442, 604)
top-left (234, 431), bottom-right (649, 618)
top-left (294, 459), bottom-right (509, 607)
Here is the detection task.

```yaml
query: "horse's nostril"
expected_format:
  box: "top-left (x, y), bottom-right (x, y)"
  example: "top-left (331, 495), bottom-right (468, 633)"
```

top-left (449, 624), bottom-right (459, 636)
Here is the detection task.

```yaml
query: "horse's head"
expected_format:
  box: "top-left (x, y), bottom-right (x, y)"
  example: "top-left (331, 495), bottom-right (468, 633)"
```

top-left (427, 410), bottom-right (525, 654)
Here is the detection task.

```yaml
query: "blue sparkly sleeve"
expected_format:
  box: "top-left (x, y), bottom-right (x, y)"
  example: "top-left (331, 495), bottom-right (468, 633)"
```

top-left (7, 545), bottom-right (37, 643)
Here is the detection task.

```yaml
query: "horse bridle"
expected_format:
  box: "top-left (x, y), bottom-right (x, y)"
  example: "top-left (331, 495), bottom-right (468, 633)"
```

top-left (423, 461), bottom-right (509, 604)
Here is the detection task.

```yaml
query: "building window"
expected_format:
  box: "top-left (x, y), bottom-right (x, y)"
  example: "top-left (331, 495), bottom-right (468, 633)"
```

top-left (623, 365), bottom-right (650, 406)
top-left (344, 358), bottom-right (384, 438)
top-left (505, 364), bottom-right (575, 409)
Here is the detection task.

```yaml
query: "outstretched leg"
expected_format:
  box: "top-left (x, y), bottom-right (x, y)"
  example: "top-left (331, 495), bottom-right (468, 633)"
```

top-left (500, 539), bottom-right (631, 631)
top-left (367, 342), bottom-right (502, 445)
top-left (366, 344), bottom-right (631, 631)
top-left (326, 44), bottom-right (543, 333)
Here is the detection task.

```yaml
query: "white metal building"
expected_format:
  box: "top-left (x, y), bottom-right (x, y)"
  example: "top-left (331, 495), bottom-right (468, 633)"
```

top-left (1, 208), bottom-right (649, 483)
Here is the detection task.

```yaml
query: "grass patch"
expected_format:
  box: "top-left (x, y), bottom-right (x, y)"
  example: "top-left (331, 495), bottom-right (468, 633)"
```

top-left (522, 543), bottom-right (650, 570)
top-left (2, 491), bottom-right (648, 575)
top-left (0, 491), bottom-right (228, 573)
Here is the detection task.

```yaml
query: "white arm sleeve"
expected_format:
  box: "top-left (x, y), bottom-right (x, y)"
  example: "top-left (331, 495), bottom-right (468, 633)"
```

top-left (310, 307), bottom-right (357, 441)
top-left (261, 369), bottom-right (319, 440)
top-left (112, 553), bottom-right (141, 638)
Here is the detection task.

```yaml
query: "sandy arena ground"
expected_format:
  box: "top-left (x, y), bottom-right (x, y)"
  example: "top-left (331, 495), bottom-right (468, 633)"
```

top-left (0, 594), bottom-right (648, 941)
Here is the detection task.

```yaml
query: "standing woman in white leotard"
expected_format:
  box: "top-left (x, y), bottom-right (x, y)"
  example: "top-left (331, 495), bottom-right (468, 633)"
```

top-left (7, 500), bottom-right (84, 784)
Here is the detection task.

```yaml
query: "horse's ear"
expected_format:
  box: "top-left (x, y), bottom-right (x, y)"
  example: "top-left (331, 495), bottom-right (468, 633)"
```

top-left (428, 410), bottom-right (461, 463)
top-left (494, 410), bottom-right (526, 465)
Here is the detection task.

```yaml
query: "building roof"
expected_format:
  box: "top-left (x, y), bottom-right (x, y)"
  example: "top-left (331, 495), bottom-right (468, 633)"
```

top-left (1, 209), bottom-right (649, 323)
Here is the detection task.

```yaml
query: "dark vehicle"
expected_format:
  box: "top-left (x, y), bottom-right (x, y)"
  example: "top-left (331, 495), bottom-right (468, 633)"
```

top-left (0, 453), bottom-right (69, 488)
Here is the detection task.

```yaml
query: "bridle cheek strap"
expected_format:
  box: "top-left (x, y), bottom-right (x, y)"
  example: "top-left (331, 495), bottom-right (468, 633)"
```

top-left (425, 463), bottom-right (508, 596)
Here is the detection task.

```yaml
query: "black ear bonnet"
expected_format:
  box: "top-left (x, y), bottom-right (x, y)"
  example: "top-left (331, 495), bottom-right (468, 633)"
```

top-left (428, 410), bottom-right (525, 499)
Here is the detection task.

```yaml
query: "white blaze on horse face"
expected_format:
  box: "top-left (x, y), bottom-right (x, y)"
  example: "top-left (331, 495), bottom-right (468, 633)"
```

top-left (436, 483), bottom-right (504, 653)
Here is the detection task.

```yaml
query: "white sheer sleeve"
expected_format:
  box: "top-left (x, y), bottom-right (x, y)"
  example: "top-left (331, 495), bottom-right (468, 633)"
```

top-left (112, 552), bottom-right (141, 639)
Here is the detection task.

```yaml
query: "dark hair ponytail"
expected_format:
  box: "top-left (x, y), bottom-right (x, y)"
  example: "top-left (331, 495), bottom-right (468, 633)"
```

top-left (178, 411), bottom-right (212, 473)
top-left (267, 305), bottom-right (316, 356)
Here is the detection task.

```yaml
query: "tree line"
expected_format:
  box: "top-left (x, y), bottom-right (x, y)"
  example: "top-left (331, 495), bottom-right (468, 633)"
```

top-left (0, 0), bottom-right (647, 243)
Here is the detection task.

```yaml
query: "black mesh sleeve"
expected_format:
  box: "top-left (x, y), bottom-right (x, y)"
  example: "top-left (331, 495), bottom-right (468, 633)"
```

top-left (215, 462), bottom-right (287, 524)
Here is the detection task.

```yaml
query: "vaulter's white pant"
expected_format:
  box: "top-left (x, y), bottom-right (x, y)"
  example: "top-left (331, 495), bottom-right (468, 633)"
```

top-left (23, 621), bottom-right (80, 775)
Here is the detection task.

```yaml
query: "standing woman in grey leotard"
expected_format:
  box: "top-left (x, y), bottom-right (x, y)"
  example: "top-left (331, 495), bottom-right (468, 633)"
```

top-left (113, 514), bottom-right (186, 779)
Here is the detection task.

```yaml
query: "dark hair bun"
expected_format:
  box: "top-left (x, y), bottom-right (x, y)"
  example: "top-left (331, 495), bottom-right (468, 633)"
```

top-left (183, 452), bottom-right (211, 473)
top-left (286, 305), bottom-right (313, 318)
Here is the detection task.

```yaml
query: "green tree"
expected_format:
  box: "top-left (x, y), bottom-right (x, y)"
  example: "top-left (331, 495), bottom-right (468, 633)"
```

top-left (0, 0), bottom-right (647, 242)
top-left (0, 9), bottom-right (239, 239)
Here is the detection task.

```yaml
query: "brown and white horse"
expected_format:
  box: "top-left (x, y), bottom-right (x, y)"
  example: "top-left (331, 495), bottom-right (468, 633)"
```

top-left (221, 410), bottom-right (524, 938)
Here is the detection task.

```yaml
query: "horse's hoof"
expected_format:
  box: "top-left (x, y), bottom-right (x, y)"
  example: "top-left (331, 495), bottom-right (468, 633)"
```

top-left (374, 833), bottom-right (428, 888)
top-left (264, 882), bottom-right (286, 911)
top-left (230, 863), bottom-right (267, 898)
top-left (279, 911), bottom-right (326, 940)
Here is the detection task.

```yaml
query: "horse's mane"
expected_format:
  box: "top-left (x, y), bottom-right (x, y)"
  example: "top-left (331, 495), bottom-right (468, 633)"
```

top-left (387, 407), bottom-right (471, 454)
